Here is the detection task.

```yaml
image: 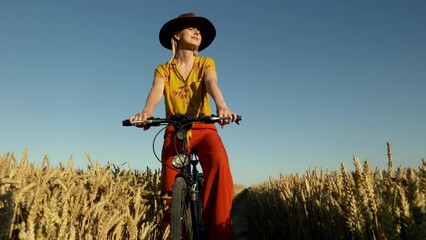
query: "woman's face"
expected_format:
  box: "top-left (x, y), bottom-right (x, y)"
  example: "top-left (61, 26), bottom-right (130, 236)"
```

top-left (175, 27), bottom-right (202, 50)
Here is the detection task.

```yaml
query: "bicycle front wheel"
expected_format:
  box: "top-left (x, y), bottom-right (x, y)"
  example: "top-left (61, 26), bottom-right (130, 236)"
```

top-left (170, 176), bottom-right (193, 240)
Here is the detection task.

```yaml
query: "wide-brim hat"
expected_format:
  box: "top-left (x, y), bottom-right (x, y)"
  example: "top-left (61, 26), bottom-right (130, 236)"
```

top-left (159, 13), bottom-right (216, 51)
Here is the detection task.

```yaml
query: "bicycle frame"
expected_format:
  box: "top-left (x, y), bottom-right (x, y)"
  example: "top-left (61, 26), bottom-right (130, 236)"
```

top-left (173, 127), bottom-right (204, 240)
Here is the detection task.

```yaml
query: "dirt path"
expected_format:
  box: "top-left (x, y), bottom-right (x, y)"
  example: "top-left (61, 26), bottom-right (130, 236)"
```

top-left (232, 189), bottom-right (249, 240)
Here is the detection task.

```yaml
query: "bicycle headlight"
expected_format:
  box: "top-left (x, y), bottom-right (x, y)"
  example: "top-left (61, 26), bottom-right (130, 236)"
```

top-left (171, 154), bottom-right (189, 168)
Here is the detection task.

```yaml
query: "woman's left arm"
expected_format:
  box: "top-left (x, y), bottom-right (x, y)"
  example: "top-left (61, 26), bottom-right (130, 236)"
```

top-left (204, 70), bottom-right (237, 126)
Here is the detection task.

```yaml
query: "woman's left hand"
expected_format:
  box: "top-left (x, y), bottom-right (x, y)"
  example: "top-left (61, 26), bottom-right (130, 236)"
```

top-left (217, 104), bottom-right (237, 128)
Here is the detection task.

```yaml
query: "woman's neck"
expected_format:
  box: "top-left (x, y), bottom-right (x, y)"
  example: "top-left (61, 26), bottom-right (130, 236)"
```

top-left (175, 50), bottom-right (196, 66)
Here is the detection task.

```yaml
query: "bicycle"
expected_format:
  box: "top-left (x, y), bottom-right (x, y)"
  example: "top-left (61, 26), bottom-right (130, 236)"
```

top-left (122, 114), bottom-right (241, 240)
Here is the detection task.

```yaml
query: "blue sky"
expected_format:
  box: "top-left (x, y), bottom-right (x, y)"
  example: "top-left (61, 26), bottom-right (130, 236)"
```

top-left (1, 0), bottom-right (425, 186)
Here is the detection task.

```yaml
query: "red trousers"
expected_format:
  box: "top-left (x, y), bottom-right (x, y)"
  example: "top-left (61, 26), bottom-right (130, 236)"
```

top-left (162, 123), bottom-right (234, 240)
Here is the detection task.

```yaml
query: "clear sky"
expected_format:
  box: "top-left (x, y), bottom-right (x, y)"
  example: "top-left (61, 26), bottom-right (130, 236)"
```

top-left (1, 0), bottom-right (425, 186)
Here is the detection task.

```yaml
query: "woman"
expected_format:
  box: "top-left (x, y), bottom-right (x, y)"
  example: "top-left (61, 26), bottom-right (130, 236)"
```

top-left (130, 13), bottom-right (237, 239)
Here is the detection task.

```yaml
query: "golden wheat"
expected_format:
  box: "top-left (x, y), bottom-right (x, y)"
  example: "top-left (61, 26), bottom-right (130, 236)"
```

top-left (2, 146), bottom-right (425, 239)
top-left (245, 144), bottom-right (426, 239)
top-left (0, 149), bottom-right (166, 239)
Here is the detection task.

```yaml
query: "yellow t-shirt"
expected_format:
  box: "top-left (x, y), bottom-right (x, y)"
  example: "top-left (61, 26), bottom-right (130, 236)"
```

top-left (154, 57), bottom-right (215, 118)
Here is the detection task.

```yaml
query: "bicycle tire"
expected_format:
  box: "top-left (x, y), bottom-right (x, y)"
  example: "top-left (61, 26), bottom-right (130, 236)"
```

top-left (170, 176), bottom-right (193, 240)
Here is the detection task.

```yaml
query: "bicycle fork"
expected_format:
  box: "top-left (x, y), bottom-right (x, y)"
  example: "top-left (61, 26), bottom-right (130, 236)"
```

top-left (190, 157), bottom-right (204, 239)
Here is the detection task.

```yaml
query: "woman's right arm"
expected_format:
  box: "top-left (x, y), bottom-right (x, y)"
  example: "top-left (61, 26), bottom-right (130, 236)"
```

top-left (130, 76), bottom-right (164, 126)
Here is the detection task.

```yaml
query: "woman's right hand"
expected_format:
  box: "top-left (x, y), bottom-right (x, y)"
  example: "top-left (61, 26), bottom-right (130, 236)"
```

top-left (129, 110), bottom-right (152, 130)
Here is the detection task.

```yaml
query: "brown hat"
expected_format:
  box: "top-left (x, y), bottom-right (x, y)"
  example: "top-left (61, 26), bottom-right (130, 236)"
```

top-left (159, 13), bottom-right (216, 51)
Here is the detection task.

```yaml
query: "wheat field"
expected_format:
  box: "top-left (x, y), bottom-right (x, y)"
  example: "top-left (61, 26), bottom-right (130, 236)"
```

top-left (244, 143), bottom-right (426, 239)
top-left (0, 150), bottom-right (167, 240)
top-left (1, 144), bottom-right (425, 239)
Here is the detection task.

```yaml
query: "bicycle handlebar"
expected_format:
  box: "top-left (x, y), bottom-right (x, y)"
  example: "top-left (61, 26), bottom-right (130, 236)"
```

top-left (122, 114), bottom-right (241, 127)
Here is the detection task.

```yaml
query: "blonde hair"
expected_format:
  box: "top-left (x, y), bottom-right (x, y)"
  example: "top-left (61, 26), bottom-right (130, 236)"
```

top-left (168, 38), bottom-right (178, 64)
top-left (168, 37), bottom-right (199, 64)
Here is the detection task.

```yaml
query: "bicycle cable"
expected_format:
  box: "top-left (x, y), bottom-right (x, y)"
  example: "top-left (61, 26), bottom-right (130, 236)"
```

top-left (151, 121), bottom-right (194, 172)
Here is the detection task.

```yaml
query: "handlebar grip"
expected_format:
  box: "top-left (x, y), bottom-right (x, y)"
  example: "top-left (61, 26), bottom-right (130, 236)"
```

top-left (235, 115), bottom-right (242, 124)
top-left (122, 119), bottom-right (132, 126)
